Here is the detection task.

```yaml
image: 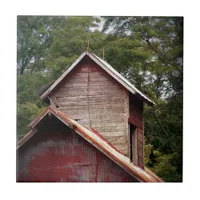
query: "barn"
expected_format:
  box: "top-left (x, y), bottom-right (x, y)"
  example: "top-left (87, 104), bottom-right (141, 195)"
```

top-left (17, 51), bottom-right (163, 182)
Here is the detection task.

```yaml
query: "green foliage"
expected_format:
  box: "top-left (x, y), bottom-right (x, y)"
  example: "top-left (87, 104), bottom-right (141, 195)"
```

top-left (45, 16), bottom-right (105, 80)
top-left (17, 73), bottom-right (48, 138)
top-left (17, 16), bottom-right (104, 137)
top-left (17, 16), bottom-right (183, 182)
top-left (17, 103), bottom-right (46, 140)
top-left (17, 73), bottom-right (49, 104)
top-left (144, 144), bottom-right (182, 182)
top-left (102, 16), bottom-right (183, 97)
top-left (103, 16), bottom-right (183, 182)
top-left (17, 16), bottom-right (56, 75)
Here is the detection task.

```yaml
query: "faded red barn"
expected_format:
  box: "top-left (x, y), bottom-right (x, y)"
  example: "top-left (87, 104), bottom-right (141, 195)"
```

top-left (17, 51), bottom-right (162, 182)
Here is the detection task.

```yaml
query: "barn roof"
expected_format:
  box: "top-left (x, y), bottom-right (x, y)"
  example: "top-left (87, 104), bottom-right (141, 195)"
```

top-left (17, 106), bottom-right (162, 182)
top-left (40, 51), bottom-right (155, 106)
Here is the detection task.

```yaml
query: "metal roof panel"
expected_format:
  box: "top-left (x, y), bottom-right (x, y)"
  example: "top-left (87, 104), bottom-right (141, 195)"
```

top-left (17, 106), bottom-right (162, 182)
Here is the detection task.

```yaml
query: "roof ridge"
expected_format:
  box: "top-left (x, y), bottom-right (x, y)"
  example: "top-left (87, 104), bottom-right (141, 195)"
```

top-left (40, 51), bottom-right (155, 106)
top-left (90, 52), bottom-right (155, 105)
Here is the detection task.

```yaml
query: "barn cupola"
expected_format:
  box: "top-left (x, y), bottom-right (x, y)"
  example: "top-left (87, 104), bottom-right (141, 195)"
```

top-left (40, 51), bottom-right (155, 169)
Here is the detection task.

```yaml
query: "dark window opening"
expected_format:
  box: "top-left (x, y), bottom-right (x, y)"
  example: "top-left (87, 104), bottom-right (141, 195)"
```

top-left (129, 123), bottom-right (136, 162)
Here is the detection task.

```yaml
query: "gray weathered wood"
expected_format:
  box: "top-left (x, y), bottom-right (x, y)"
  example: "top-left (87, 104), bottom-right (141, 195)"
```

top-left (51, 63), bottom-right (129, 155)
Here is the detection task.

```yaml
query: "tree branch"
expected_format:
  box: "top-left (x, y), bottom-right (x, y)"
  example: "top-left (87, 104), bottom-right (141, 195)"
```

top-left (151, 109), bottom-right (175, 151)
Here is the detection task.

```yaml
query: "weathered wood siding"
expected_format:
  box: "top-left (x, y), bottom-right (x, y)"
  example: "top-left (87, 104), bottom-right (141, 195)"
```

top-left (129, 94), bottom-right (144, 168)
top-left (17, 118), bottom-right (137, 182)
top-left (50, 56), bottom-right (129, 155)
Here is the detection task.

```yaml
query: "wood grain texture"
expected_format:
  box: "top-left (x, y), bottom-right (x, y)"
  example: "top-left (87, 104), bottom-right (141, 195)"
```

top-left (137, 128), bottom-right (144, 167)
top-left (50, 61), bottom-right (129, 155)
top-left (132, 128), bottom-right (138, 165)
top-left (129, 94), bottom-right (144, 167)
top-left (129, 94), bottom-right (144, 130)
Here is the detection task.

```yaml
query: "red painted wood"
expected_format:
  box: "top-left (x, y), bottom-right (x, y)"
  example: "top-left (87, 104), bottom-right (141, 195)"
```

top-left (137, 128), bottom-right (144, 167)
top-left (17, 124), bottom-right (137, 182)
top-left (129, 94), bottom-right (144, 168)
top-left (129, 94), bottom-right (143, 130)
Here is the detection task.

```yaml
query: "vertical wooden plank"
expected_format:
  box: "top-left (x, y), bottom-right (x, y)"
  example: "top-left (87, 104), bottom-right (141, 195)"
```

top-left (132, 127), bottom-right (138, 165)
top-left (137, 128), bottom-right (144, 168)
top-left (129, 94), bottom-right (143, 131)
top-left (129, 94), bottom-right (144, 168)
top-left (124, 90), bottom-right (129, 156)
top-left (128, 122), bottom-right (131, 159)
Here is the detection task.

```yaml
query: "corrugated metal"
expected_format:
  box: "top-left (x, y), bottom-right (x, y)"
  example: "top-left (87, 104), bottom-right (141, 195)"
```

top-left (17, 106), bottom-right (163, 182)
top-left (17, 130), bottom-right (136, 182)
top-left (40, 51), bottom-right (155, 106)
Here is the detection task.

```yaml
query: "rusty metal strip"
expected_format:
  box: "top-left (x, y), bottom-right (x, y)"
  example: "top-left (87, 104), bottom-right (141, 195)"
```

top-left (53, 112), bottom-right (158, 181)
top-left (17, 106), bottom-right (163, 182)
top-left (17, 129), bottom-right (37, 149)
top-left (28, 107), bottom-right (50, 128)
top-left (144, 167), bottom-right (163, 182)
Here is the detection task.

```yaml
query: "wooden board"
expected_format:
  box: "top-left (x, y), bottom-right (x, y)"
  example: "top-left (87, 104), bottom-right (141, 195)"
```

top-left (137, 128), bottom-right (144, 168)
top-left (51, 62), bottom-right (129, 155)
top-left (129, 94), bottom-right (144, 130)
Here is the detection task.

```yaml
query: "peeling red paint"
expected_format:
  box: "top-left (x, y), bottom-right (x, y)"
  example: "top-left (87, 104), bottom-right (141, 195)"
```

top-left (17, 130), bottom-right (137, 182)
top-left (17, 106), bottom-right (163, 182)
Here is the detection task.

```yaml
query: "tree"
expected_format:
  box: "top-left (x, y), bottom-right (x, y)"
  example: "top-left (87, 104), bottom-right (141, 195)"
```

top-left (102, 17), bottom-right (183, 98)
top-left (44, 16), bottom-right (104, 80)
top-left (17, 16), bottom-right (104, 137)
top-left (17, 16), bottom-right (59, 75)
top-left (17, 16), bottom-right (183, 181)
top-left (102, 16), bottom-right (183, 181)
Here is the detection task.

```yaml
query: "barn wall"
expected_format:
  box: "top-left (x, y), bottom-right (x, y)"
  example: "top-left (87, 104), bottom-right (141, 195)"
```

top-left (17, 119), bottom-right (137, 182)
top-left (129, 94), bottom-right (144, 168)
top-left (50, 56), bottom-right (129, 155)
top-left (129, 94), bottom-right (144, 131)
